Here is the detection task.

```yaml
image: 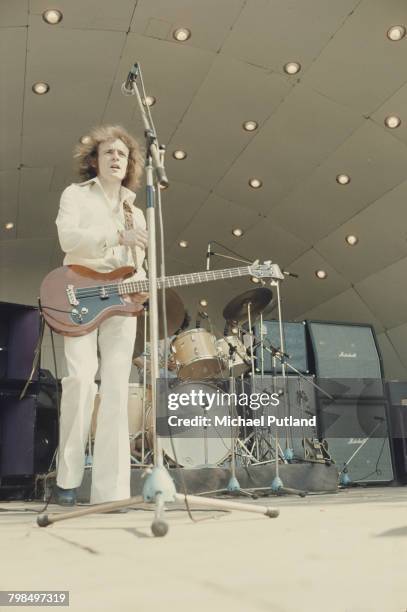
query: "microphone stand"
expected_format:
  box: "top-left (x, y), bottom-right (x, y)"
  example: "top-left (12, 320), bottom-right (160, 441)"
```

top-left (122, 67), bottom-right (279, 529)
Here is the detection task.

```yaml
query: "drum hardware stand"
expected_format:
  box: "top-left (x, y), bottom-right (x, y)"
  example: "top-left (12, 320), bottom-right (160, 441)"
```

top-left (214, 343), bottom-right (258, 498)
top-left (237, 325), bottom-right (287, 465)
top-left (139, 305), bottom-right (149, 465)
top-left (257, 342), bottom-right (334, 496)
top-left (206, 247), bottom-right (273, 468)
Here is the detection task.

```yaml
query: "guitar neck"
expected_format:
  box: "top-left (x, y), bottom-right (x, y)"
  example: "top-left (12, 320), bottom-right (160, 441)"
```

top-left (118, 265), bottom-right (252, 295)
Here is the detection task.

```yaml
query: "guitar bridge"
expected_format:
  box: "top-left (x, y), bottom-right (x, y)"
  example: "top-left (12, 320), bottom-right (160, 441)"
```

top-left (66, 284), bottom-right (79, 306)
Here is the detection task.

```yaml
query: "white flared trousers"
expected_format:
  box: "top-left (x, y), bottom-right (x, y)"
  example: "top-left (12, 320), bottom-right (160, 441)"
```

top-left (56, 315), bottom-right (137, 504)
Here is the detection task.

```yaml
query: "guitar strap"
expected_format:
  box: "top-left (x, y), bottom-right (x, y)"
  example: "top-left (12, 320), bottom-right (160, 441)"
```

top-left (122, 199), bottom-right (138, 272)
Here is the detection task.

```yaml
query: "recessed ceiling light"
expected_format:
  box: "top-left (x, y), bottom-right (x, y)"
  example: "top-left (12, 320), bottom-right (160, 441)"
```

top-left (243, 120), bottom-right (258, 132)
top-left (345, 234), bottom-right (359, 246)
top-left (32, 82), bottom-right (50, 95)
top-left (173, 28), bottom-right (191, 42)
top-left (336, 173), bottom-right (351, 185)
top-left (173, 150), bottom-right (187, 160)
top-left (179, 240), bottom-right (188, 248)
top-left (232, 228), bottom-right (244, 237)
top-left (42, 9), bottom-right (63, 24)
top-left (249, 178), bottom-right (263, 189)
top-left (251, 276), bottom-right (260, 284)
top-left (315, 270), bottom-right (328, 279)
top-left (199, 299), bottom-right (208, 307)
top-left (387, 25), bottom-right (406, 41)
top-left (384, 115), bottom-right (401, 129)
top-left (80, 135), bottom-right (92, 145)
top-left (143, 95), bottom-right (156, 107)
top-left (284, 62), bottom-right (301, 75)
top-left (4, 222), bottom-right (14, 230)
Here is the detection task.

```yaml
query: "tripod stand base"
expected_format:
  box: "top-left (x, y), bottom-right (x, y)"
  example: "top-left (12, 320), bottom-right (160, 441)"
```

top-left (271, 476), bottom-right (283, 492)
top-left (142, 466), bottom-right (176, 503)
top-left (340, 469), bottom-right (351, 486)
top-left (227, 476), bottom-right (241, 492)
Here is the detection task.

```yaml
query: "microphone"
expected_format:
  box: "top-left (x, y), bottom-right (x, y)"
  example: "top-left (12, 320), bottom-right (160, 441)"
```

top-left (206, 242), bottom-right (212, 271)
top-left (283, 270), bottom-right (299, 279)
top-left (121, 63), bottom-right (139, 96)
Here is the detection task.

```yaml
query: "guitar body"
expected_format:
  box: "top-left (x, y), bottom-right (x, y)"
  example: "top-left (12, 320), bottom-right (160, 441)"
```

top-left (40, 265), bottom-right (145, 336)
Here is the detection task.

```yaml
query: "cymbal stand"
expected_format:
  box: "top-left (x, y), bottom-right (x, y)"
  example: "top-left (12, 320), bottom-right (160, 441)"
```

top-left (247, 301), bottom-right (261, 461)
top-left (261, 341), bottom-right (334, 463)
top-left (238, 324), bottom-right (286, 465)
top-left (225, 343), bottom-right (257, 497)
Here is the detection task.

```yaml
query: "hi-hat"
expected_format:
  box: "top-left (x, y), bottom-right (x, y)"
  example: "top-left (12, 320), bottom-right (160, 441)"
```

top-left (223, 288), bottom-right (273, 323)
top-left (133, 289), bottom-right (185, 356)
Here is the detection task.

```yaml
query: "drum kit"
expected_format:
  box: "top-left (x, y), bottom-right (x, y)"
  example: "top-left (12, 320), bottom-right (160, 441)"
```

top-left (121, 284), bottom-right (299, 470)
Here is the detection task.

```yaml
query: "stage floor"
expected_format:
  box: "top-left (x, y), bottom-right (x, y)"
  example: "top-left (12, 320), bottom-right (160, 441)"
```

top-left (0, 486), bottom-right (405, 612)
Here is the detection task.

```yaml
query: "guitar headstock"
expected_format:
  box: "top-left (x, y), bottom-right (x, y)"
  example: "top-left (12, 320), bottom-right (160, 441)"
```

top-left (248, 260), bottom-right (285, 281)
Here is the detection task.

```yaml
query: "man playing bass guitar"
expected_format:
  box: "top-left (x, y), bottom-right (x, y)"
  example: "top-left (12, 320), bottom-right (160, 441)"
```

top-left (53, 125), bottom-right (148, 506)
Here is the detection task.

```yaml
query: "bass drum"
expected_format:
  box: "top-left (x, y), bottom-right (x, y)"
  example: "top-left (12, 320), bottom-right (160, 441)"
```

top-left (92, 383), bottom-right (153, 452)
top-left (160, 381), bottom-right (237, 467)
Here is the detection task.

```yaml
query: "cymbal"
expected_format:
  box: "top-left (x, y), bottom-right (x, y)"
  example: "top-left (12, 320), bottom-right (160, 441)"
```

top-left (223, 288), bottom-right (273, 323)
top-left (133, 288), bottom-right (185, 356)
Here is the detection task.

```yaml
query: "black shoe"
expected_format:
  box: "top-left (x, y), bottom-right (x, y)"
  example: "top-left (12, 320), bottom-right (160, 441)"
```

top-left (53, 485), bottom-right (77, 506)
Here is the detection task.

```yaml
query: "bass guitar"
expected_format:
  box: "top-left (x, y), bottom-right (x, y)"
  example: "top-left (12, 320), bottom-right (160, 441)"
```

top-left (39, 261), bottom-right (284, 336)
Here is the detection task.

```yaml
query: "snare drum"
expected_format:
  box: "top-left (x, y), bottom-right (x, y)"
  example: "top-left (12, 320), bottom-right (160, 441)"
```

top-left (216, 336), bottom-right (251, 377)
top-left (171, 328), bottom-right (223, 380)
top-left (159, 381), bottom-right (237, 467)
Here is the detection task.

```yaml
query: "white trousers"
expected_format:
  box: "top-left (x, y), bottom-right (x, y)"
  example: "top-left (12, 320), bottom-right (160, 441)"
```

top-left (56, 315), bottom-right (138, 504)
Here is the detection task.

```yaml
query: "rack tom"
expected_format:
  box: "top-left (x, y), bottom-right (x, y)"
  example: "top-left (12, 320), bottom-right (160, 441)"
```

top-left (171, 328), bottom-right (223, 380)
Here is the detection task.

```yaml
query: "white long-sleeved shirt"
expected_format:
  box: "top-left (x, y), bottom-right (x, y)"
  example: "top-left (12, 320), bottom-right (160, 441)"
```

top-left (55, 176), bottom-right (146, 279)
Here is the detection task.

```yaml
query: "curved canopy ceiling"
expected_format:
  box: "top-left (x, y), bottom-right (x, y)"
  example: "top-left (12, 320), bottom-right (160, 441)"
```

top-left (1, 0), bottom-right (407, 376)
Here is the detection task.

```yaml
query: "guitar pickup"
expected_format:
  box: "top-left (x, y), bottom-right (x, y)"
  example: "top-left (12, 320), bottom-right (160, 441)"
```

top-left (66, 284), bottom-right (79, 306)
top-left (99, 287), bottom-right (109, 300)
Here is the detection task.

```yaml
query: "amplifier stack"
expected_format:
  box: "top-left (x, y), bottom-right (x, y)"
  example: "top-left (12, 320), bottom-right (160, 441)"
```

top-left (0, 302), bottom-right (59, 496)
top-left (254, 319), bottom-right (396, 483)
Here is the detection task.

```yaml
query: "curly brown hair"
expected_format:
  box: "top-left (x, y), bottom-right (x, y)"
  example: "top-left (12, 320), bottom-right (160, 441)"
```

top-left (74, 125), bottom-right (144, 191)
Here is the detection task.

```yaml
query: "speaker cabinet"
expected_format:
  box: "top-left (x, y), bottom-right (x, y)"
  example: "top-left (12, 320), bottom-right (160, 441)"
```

top-left (0, 302), bottom-right (40, 383)
top-left (307, 321), bottom-right (383, 379)
top-left (0, 390), bottom-right (58, 478)
top-left (318, 397), bottom-right (394, 483)
top-left (386, 382), bottom-right (407, 482)
top-left (252, 321), bottom-right (310, 375)
top-left (307, 321), bottom-right (384, 399)
top-left (246, 375), bottom-right (318, 460)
